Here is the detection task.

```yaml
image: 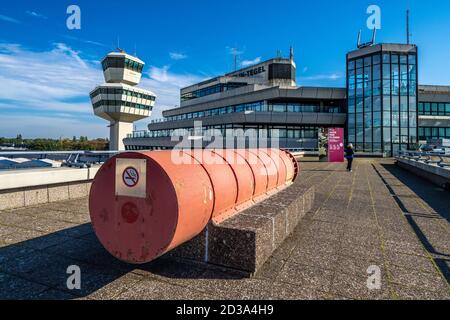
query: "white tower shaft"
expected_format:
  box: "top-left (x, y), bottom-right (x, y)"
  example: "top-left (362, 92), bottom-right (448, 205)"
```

top-left (109, 121), bottom-right (134, 151)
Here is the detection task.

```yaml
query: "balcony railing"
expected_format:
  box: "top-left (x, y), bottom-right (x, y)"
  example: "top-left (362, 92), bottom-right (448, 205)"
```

top-left (397, 151), bottom-right (450, 168)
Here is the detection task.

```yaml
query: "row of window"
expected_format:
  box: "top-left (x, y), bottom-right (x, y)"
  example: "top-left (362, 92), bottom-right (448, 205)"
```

top-left (348, 112), bottom-right (417, 128)
top-left (92, 100), bottom-right (152, 110)
top-left (349, 63), bottom-right (417, 84)
top-left (348, 128), bottom-right (418, 150)
top-left (348, 67), bottom-right (417, 98)
top-left (348, 53), bottom-right (416, 71)
top-left (181, 82), bottom-right (248, 102)
top-left (345, 142), bottom-right (413, 154)
top-left (349, 80), bottom-right (417, 98)
top-left (349, 96), bottom-right (417, 113)
top-left (418, 127), bottom-right (450, 140)
top-left (418, 102), bottom-right (450, 116)
top-left (101, 57), bottom-right (144, 73)
top-left (155, 101), bottom-right (344, 123)
top-left (267, 102), bottom-right (343, 113)
top-left (90, 88), bottom-right (155, 101)
top-left (130, 125), bottom-right (320, 139)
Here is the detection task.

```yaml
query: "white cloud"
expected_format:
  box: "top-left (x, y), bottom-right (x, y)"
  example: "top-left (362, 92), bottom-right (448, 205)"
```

top-left (169, 52), bottom-right (187, 60)
top-left (302, 73), bottom-right (342, 81)
top-left (63, 35), bottom-right (107, 47)
top-left (0, 14), bottom-right (20, 24)
top-left (0, 42), bottom-right (206, 137)
top-left (0, 42), bottom-right (101, 114)
top-left (143, 65), bottom-right (205, 118)
top-left (25, 11), bottom-right (47, 19)
top-left (241, 57), bottom-right (262, 67)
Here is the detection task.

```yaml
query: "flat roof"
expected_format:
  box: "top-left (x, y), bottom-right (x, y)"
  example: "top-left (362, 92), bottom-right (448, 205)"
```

top-left (347, 43), bottom-right (417, 59)
top-left (419, 85), bottom-right (450, 94)
top-left (102, 51), bottom-right (145, 65)
top-left (89, 82), bottom-right (156, 96)
top-left (181, 57), bottom-right (294, 92)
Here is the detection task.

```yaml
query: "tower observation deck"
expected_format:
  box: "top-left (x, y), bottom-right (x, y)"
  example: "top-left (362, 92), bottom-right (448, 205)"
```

top-left (90, 50), bottom-right (156, 150)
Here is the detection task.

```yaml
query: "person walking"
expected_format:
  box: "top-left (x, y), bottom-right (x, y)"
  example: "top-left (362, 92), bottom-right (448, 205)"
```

top-left (345, 144), bottom-right (355, 172)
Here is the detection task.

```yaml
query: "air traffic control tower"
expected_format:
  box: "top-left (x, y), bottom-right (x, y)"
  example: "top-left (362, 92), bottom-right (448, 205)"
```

top-left (90, 50), bottom-right (156, 150)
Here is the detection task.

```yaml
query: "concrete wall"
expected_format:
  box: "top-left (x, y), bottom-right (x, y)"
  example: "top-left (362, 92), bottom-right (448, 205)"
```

top-left (396, 158), bottom-right (450, 189)
top-left (0, 167), bottom-right (99, 211)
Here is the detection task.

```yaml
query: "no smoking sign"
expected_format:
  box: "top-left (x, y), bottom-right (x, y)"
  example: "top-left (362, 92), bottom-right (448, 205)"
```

top-left (122, 167), bottom-right (139, 187)
top-left (115, 158), bottom-right (147, 198)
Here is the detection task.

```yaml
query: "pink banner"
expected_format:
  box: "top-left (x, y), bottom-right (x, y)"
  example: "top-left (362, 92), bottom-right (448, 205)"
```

top-left (328, 128), bottom-right (344, 162)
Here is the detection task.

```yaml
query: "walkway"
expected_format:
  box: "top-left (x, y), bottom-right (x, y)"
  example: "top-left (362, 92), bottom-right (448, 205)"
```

top-left (0, 159), bottom-right (448, 299)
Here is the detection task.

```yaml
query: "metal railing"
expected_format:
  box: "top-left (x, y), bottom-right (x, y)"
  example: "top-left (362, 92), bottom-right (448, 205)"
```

top-left (397, 151), bottom-right (450, 168)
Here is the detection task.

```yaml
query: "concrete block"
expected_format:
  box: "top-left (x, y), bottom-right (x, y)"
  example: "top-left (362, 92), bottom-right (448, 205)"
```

top-left (177, 184), bottom-right (316, 273)
top-left (68, 182), bottom-right (88, 199)
top-left (208, 214), bottom-right (273, 272)
top-left (243, 204), bottom-right (287, 248)
top-left (0, 167), bottom-right (92, 191)
top-left (0, 190), bottom-right (25, 211)
top-left (48, 185), bottom-right (69, 203)
top-left (86, 182), bottom-right (93, 194)
top-left (167, 182), bottom-right (315, 274)
top-left (24, 188), bottom-right (49, 207)
top-left (170, 228), bottom-right (207, 261)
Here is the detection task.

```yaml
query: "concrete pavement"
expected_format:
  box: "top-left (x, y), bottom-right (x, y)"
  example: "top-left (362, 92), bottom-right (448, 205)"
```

top-left (0, 159), bottom-right (448, 300)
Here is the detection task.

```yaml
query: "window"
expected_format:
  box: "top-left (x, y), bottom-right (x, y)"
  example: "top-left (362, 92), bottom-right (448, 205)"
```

top-left (348, 60), bottom-right (355, 70)
top-left (373, 54), bottom-right (381, 65)
top-left (356, 59), bottom-right (363, 69)
top-left (272, 104), bottom-right (286, 112)
top-left (391, 54), bottom-right (399, 64)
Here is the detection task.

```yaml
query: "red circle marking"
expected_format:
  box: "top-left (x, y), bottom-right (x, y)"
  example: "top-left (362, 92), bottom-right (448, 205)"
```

top-left (122, 167), bottom-right (139, 187)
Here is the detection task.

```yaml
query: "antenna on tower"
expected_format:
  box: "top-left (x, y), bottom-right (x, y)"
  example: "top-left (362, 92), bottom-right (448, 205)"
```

top-left (406, 9), bottom-right (411, 44)
top-left (371, 27), bottom-right (377, 44)
top-left (357, 29), bottom-right (376, 49)
top-left (230, 47), bottom-right (238, 71)
top-left (276, 49), bottom-right (282, 58)
top-left (289, 46), bottom-right (294, 61)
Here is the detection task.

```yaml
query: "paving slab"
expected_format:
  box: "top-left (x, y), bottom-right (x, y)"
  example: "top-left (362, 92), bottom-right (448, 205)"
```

top-left (0, 159), bottom-right (448, 300)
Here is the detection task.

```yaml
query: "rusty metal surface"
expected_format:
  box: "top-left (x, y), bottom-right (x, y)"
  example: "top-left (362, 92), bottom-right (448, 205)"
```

top-left (89, 149), bottom-right (298, 264)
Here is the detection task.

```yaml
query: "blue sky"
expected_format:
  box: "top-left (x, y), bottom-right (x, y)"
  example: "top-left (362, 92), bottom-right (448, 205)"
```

top-left (0, 0), bottom-right (449, 138)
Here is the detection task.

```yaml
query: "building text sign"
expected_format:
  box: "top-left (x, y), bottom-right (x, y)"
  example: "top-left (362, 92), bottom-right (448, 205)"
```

top-left (328, 128), bottom-right (344, 163)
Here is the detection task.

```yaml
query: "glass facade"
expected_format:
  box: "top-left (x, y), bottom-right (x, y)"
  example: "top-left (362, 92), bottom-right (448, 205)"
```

top-left (128, 125), bottom-right (319, 140)
top-left (347, 49), bottom-right (418, 155)
top-left (92, 100), bottom-right (151, 111)
top-left (418, 102), bottom-right (450, 116)
top-left (154, 101), bottom-right (345, 123)
top-left (90, 87), bottom-right (156, 101)
top-left (181, 82), bottom-right (248, 102)
top-left (101, 57), bottom-right (144, 73)
top-left (418, 127), bottom-right (450, 141)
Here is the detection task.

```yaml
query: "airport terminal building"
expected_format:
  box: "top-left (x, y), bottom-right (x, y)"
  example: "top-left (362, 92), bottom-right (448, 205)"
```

top-left (123, 42), bottom-right (450, 156)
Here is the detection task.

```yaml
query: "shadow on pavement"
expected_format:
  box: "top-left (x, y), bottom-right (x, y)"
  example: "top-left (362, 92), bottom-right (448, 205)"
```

top-left (375, 163), bottom-right (450, 283)
top-left (0, 223), bottom-right (246, 300)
